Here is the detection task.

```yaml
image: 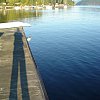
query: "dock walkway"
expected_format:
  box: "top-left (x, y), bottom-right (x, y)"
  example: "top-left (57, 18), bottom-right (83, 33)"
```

top-left (0, 27), bottom-right (47, 100)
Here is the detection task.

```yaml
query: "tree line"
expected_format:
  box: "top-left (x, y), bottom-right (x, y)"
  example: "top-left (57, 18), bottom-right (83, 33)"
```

top-left (0, 0), bottom-right (74, 6)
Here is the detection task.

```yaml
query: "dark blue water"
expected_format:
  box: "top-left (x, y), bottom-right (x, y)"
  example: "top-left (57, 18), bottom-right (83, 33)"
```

top-left (24, 6), bottom-right (100, 100)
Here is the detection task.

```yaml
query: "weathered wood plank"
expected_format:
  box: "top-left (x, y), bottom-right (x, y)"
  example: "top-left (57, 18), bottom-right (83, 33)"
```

top-left (0, 27), bottom-right (47, 100)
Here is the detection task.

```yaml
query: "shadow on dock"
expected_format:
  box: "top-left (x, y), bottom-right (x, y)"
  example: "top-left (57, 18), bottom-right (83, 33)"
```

top-left (0, 32), bottom-right (4, 37)
top-left (9, 28), bottom-right (30, 100)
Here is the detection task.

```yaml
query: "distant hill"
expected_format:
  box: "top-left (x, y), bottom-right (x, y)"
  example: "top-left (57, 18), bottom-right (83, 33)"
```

top-left (77, 0), bottom-right (100, 5)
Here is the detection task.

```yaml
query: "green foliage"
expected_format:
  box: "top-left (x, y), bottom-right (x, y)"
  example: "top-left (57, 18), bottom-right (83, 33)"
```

top-left (0, 0), bottom-right (74, 5)
top-left (67, 0), bottom-right (74, 5)
top-left (0, 10), bottom-right (42, 23)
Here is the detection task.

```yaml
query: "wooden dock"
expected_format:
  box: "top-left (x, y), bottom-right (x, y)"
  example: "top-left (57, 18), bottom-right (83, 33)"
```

top-left (0, 27), bottom-right (47, 100)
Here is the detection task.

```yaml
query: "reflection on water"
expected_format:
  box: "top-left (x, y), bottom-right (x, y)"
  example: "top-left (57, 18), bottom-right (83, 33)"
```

top-left (74, 6), bottom-right (100, 13)
top-left (0, 9), bottom-right (43, 23)
top-left (24, 6), bottom-right (100, 100)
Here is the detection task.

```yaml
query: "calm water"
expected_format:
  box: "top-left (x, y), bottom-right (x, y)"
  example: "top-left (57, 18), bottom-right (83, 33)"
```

top-left (1, 6), bottom-right (100, 100)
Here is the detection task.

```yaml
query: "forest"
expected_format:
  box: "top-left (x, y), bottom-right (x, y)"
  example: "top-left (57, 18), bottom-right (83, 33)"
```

top-left (0, 0), bottom-right (74, 6)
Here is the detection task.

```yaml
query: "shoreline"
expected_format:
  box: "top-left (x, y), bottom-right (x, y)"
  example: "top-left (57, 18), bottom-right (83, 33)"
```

top-left (0, 4), bottom-right (73, 10)
top-left (23, 27), bottom-right (49, 100)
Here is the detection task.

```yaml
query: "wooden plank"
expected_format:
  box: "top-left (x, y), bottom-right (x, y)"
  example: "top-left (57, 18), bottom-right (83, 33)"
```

top-left (0, 27), bottom-right (47, 100)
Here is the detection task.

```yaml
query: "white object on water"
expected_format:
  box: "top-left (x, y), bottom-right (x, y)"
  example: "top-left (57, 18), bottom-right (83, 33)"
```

top-left (45, 5), bottom-right (52, 9)
top-left (0, 22), bottom-right (31, 29)
top-left (64, 5), bottom-right (67, 9)
top-left (14, 6), bottom-right (21, 10)
top-left (27, 36), bottom-right (32, 42)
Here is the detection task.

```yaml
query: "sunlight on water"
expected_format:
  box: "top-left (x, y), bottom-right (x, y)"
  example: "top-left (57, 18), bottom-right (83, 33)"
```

top-left (24, 7), bottom-right (100, 100)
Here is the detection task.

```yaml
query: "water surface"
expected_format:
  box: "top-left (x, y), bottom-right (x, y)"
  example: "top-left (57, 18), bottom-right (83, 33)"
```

top-left (24, 7), bottom-right (100, 100)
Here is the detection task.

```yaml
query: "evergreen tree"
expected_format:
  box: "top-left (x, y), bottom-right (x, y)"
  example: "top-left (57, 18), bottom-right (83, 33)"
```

top-left (0, 0), bottom-right (75, 5)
